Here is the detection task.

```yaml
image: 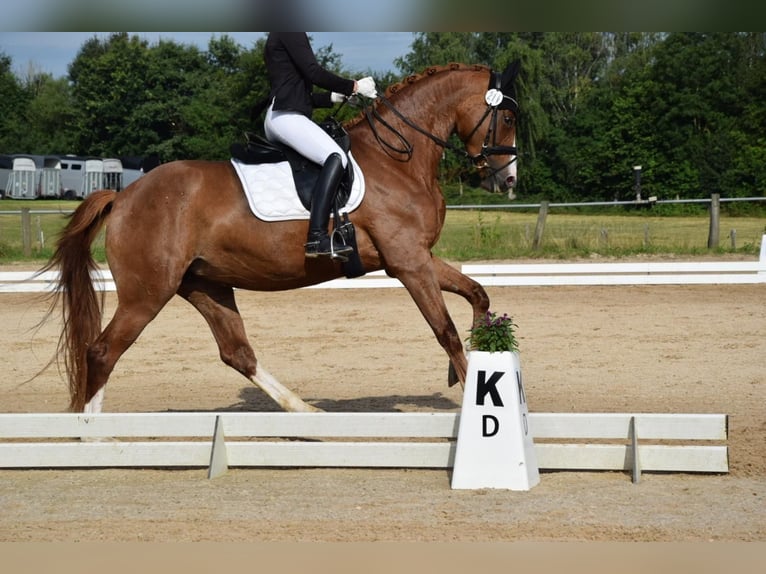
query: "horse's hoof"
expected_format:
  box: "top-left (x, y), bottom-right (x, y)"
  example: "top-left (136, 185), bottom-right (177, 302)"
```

top-left (447, 361), bottom-right (459, 387)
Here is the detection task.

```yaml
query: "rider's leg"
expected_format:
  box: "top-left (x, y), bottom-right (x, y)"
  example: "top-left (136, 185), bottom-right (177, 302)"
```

top-left (265, 106), bottom-right (352, 258)
top-left (304, 152), bottom-right (352, 258)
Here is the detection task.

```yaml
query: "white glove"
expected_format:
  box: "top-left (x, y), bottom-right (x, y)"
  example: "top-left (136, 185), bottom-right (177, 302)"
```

top-left (330, 92), bottom-right (346, 103)
top-left (355, 76), bottom-right (378, 99)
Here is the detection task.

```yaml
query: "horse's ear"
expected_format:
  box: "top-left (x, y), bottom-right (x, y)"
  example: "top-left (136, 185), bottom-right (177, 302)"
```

top-left (501, 59), bottom-right (521, 92)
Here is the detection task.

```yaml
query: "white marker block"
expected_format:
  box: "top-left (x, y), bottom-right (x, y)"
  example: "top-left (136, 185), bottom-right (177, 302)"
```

top-left (451, 351), bottom-right (540, 490)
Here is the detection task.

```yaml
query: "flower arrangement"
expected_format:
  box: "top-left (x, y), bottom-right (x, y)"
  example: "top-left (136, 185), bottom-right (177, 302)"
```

top-left (466, 311), bottom-right (519, 353)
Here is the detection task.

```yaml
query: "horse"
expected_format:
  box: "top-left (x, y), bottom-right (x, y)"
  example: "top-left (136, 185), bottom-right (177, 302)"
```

top-left (42, 61), bottom-right (521, 414)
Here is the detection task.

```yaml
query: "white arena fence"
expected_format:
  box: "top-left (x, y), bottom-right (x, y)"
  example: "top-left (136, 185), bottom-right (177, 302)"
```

top-left (0, 243), bottom-right (748, 479)
top-left (0, 412), bottom-right (728, 480)
top-left (1, 234), bottom-right (763, 292)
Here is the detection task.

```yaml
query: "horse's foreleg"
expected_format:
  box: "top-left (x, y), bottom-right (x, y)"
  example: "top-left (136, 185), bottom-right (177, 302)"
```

top-left (395, 263), bottom-right (470, 387)
top-left (178, 279), bottom-right (320, 412)
top-left (432, 256), bottom-right (491, 324)
top-left (431, 257), bottom-right (492, 386)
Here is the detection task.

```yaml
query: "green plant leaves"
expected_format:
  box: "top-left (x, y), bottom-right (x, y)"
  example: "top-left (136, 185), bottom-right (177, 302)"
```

top-left (466, 311), bottom-right (519, 353)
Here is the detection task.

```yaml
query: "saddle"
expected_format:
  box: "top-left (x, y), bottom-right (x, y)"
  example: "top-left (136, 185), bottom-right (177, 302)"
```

top-left (229, 118), bottom-right (364, 278)
top-left (230, 118), bottom-right (354, 212)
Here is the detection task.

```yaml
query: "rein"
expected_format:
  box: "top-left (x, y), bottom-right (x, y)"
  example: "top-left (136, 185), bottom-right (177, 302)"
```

top-left (363, 95), bottom-right (460, 161)
top-left (360, 89), bottom-right (518, 173)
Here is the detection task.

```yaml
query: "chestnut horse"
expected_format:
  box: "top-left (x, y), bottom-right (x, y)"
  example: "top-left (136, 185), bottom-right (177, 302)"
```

top-left (43, 62), bottom-right (520, 413)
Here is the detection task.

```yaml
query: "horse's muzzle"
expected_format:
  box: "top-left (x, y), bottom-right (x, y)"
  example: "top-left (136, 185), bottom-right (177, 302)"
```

top-left (480, 172), bottom-right (516, 193)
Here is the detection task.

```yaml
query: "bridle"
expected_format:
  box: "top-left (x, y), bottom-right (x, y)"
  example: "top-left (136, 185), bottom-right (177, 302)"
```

top-left (359, 70), bottom-right (519, 177)
top-left (466, 75), bottom-right (519, 177)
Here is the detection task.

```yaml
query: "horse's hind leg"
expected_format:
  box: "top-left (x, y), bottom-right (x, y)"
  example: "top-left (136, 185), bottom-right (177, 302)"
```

top-left (177, 276), bottom-right (320, 412)
top-left (83, 301), bottom-right (170, 412)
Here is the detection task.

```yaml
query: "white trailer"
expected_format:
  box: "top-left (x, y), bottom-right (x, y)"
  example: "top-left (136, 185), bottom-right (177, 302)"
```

top-left (38, 156), bottom-right (62, 198)
top-left (102, 158), bottom-right (124, 191)
top-left (0, 154), bottom-right (12, 197)
top-left (81, 159), bottom-right (104, 198)
top-left (5, 157), bottom-right (38, 199)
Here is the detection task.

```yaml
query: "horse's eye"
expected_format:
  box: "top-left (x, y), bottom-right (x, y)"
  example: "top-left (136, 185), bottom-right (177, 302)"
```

top-left (503, 115), bottom-right (515, 128)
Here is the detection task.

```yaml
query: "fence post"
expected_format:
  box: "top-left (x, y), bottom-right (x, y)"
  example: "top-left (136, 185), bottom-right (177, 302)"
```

top-left (21, 208), bottom-right (32, 258)
top-left (532, 200), bottom-right (549, 251)
top-left (707, 193), bottom-right (720, 249)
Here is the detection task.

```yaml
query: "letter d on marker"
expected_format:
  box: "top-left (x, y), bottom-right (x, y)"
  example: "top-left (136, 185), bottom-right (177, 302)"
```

top-left (482, 414), bottom-right (499, 437)
top-left (451, 350), bottom-right (540, 490)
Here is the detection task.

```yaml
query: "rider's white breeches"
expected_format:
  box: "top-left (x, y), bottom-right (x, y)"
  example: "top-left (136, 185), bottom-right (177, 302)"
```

top-left (265, 102), bottom-right (348, 168)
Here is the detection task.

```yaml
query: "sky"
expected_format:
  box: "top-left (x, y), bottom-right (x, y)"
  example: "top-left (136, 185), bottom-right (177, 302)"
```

top-left (0, 1), bottom-right (758, 43)
top-left (0, 1), bottom-right (430, 31)
top-left (0, 32), bottom-right (417, 79)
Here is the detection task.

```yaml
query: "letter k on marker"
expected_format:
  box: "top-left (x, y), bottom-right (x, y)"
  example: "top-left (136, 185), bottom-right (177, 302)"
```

top-left (475, 370), bottom-right (504, 407)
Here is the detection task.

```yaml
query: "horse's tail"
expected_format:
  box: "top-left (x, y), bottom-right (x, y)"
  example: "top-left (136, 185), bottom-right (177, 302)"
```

top-left (42, 189), bottom-right (117, 411)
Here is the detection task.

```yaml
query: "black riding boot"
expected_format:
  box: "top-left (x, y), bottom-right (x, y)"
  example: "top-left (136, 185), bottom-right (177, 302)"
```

top-left (305, 153), bottom-right (353, 259)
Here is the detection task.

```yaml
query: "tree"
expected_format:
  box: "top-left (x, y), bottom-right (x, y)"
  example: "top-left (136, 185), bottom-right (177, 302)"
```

top-left (0, 53), bottom-right (29, 152)
top-left (19, 75), bottom-right (78, 153)
top-left (646, 33), bottom-right (757, 198)
top-left (395, 33), bottom-right (479, 74)
top-left (554, 34), bottom-right (662, 201)
top-left (2, 32), bottom-right (763, 206)
top-left (68, 33), bottom-right (151, 156)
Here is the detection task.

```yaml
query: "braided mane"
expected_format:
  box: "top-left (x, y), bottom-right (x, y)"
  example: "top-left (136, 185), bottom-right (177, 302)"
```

top-left (384, 63), bottom-right (489, 97)
top-left (344, 63), bottom-right (490, 129)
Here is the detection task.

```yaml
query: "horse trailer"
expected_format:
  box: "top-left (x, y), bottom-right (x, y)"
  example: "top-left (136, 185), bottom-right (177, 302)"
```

top-left (4, 157), bottom-right (38, 199)
top-left (0, 155), bottom-right (14, 198)
top-left (1, 154), bottom-right (146, 199)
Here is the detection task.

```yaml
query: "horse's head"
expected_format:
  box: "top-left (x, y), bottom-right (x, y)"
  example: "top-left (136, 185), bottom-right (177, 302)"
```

top-left (457, 61), bottom-right (520, 199)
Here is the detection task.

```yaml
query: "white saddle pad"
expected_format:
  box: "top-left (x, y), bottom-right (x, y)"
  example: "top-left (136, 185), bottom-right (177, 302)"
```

top-left (230, 153), bottom-right (365, 222)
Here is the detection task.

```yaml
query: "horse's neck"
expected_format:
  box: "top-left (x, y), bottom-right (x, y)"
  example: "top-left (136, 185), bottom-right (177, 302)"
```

top-left (390, 73), bottom-right (476, 141)
top-left (349, 68), bottom-right (484, 182)
top-left (349, 71), bottom-right (479, 173)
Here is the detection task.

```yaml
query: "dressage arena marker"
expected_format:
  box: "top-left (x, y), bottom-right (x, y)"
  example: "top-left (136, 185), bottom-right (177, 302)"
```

top-left (0, 411), bottom-right (728, 483)
top-left (451, 351), bottom-right (540, 490)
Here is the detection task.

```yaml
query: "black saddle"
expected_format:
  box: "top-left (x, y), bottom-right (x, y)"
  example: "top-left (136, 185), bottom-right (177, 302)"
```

top-left (230, 118), bottom-right (353, 212)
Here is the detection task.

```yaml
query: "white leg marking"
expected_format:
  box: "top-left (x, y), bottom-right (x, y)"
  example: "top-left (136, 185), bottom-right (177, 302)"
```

top-left (84, 387), bottom-right (105, 414)
top-left (81, 387), bottom-right (114, 442)
top-left (252, 366), bottom-right (322, 412)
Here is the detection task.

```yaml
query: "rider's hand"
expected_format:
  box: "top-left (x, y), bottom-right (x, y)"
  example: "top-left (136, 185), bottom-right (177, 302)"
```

top-left (355, 77), bottom-right (378, 99)
top-left (330, 92), bottom-right (346, 103)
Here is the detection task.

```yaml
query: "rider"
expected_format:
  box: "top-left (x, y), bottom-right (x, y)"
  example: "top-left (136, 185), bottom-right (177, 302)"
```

top-left (264, 32), bottom-right (378, 258)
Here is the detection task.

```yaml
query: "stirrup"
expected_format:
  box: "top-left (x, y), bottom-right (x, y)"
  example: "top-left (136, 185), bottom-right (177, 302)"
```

top-left (305, 232), bottom-right (353, 261)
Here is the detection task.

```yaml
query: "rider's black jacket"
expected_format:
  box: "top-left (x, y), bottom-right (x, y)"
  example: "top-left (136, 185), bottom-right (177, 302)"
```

top-left (265, 32), bottom-right (356, 118)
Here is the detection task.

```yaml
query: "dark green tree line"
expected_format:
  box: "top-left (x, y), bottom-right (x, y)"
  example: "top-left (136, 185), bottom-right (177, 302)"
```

top-left (1, 32), bottom-right (764, 204)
